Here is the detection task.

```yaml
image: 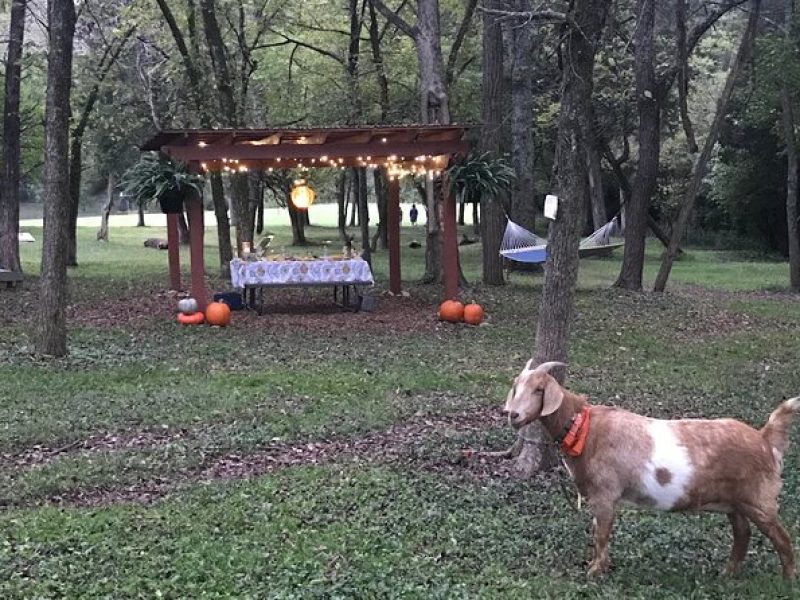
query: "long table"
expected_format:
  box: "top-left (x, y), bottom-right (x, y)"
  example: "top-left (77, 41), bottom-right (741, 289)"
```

top-left (230, 257), bottom-right (374, 314)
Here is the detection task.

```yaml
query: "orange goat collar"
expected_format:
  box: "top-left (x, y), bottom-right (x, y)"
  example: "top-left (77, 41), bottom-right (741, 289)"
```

top-left (557, 406), bottom-right (591, 457)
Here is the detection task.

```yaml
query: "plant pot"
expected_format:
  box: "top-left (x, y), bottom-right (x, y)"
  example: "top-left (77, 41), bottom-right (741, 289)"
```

top-left (158, 189), bottom-right (184, 214)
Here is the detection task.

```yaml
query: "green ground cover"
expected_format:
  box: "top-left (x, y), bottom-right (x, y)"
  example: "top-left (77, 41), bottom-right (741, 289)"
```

top-left (1, 224), bottom-right (799, 598)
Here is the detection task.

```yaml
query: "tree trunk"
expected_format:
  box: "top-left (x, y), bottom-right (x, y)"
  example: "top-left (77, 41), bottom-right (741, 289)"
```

top-left (66, 136), bottom-right (82, 266)
top-left (422, 175), bottom-right (442, 282)
top-left (358, 167), bottom-right (371, 265)
top-left (156, 0), bottom-right (232, 273)
top-left (256, 189), bottom-right (264, 235)
top-left (349, 178), bottom-right (359, 227)
top-left (372, 169), bottom-right (388, 250)
top-left (586, 113), bottom-right (606, 230)
top-left (517, 0), bottom-right (610, 477)
top-left (480, 0), bottom-right (506, 285)
top-left (653, 2), bottom-right (759, 292)
top-left (288, 202), bottom-right (306, 245)
top-left (230, 173), bottom-right (253, 249)
top-left (510, 0), bottom-right (536, 232)
top-left (97, 172), bottom-right (115, 242)
top-left (783, 86), bottom-right (800, 291)
top-left (199, 0), bottom-right (251, 245)
top-left (37, 0), bottom-right (75, 356)
top-left (338, 171), bottom-right (348, 241)
top-left (782, 0), bottom-right (800, 291)
top-left (416, 0), bottom-right (450, 283)
top-left (66, 26), bottom-right (135, 268)
top-left (416, 0), bottom-right (450, 126)
top-left (676, 0), bottom-right (699, 153)
top-left (367, 0), bottom-right (390, 121)
top-left (177, 211), bottom-right (190, 245)
top-left (615, 0), bottom-right (657, 291)
top-left (0, 0), bottom-right (26, 273)
top-left (138, 203), bottom-right (146, 227)
top-left (210, 173), bottom-right (232, 276)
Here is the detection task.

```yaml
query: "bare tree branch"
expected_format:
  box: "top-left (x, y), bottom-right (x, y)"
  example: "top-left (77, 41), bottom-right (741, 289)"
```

top-left (269, 29), bottom-right (344, 64)
top-left (676, 0), bottom-right (699, 153)
top-left (446, 0), bottom-right (479, 86)
top-left (369, 0), bottom-right (417, 38)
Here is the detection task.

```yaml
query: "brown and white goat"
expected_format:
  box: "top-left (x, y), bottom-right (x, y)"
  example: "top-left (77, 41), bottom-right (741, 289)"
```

top-left (503, 360), bottom-right (800, 579)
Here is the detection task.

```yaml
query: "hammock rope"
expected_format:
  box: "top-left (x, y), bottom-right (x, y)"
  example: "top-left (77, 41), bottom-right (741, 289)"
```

top-left (500, 216), bottom-right (624, 264)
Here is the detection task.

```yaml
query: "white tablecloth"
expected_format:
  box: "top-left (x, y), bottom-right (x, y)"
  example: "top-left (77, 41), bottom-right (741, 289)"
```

top-left (230, 258), bottom-right (374, 288)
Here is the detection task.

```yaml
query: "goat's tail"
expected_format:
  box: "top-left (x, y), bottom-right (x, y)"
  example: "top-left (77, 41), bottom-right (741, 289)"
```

top-left (762, 397), bottom-right (800, 460)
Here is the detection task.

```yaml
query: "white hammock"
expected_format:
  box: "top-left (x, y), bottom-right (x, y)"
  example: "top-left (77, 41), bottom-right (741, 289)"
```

top-left (500, 217), bottom-right (624, 264)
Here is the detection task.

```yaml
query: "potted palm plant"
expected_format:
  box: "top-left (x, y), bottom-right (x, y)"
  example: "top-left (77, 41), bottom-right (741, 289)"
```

top-left (446, 151), bottom-right (516, 208)
top-left (120, 152), bottom-right (205, 214)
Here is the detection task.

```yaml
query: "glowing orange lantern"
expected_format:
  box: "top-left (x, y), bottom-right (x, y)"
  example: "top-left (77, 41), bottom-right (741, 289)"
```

top-left (290, 179), bottom-right (316, 209)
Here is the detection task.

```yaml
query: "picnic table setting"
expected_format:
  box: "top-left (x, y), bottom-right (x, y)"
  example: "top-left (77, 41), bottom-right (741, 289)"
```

top-left (229, 240), bottom-right (374, 314)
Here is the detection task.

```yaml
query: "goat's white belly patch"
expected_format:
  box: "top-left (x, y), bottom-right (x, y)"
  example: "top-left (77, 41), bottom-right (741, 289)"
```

top-left (640, 420), bottom-right (694, 510)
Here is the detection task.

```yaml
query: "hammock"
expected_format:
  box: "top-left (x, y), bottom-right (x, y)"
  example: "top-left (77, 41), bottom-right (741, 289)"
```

top-left (500, 217), bottom-right (624, 264)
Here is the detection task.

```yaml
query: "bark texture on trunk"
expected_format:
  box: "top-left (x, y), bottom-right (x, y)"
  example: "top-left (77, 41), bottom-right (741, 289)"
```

top-left (510, 0), bottom-right (536, 232)
top-left (0, 0), bottom-right (26, 274)
top-left (210, 172), bottom-right (232, 277)
top-left (480, 0), bottom-right (506, 285)
top-left (516, 0), bottom-right (610, 477)
top-left (371, 169), bottom-right (388, 251)
top-left (782, 0), bottom-right (800, 292)
top-left (783, 86), bottom-right (800, 291)
top-left (653, 2), bottom-right (759, 292)
top-left (614, 0), bottom-right (746, 290)
top-left (586, 113), bottom-right (606, 230)
top-left (372, 0), bottom-right (452, 284)
top-left (199, 0), bottom-right (251, 246)
top-left (615, 0), bottom-right (657, 291)
top-left (97, 172), bottom-right (115, 242)
top-left (357, 168), bottom-right (371, 265)
top-left (157, 0), bottom-right (231, 275)
top-left (37, 0), bottom-right (75, 356)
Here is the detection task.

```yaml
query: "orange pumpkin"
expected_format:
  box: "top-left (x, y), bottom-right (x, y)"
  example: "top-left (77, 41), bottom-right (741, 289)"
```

top-left (463, 303), bottom-right (484, 325)
top-left (438, 299), bottom-right (464, 323)
top-left (177, 311), bottom-right (205, 325)
top-left (205, 301), bottom-right (231, 326)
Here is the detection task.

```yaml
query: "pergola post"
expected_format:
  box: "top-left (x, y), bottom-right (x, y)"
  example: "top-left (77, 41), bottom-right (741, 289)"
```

top-left (166, 213), bottom-right (181, 291)
top-left (186, 192), bottom-right (207, 310)
top-left (387, 174), bottom-right (402, 295)
top-left (441, 174), bottom-right (459, 300)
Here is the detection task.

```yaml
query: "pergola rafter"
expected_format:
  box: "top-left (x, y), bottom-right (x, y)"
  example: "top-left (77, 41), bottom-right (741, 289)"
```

top-left (141, 125), bottom-right (473, 309)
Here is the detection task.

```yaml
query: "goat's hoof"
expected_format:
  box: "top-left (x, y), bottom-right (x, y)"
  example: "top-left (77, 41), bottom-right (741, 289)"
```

top-left (587, 561), bottom-right (609, 579)
top-left (721, 562), bottom-right (741, 577)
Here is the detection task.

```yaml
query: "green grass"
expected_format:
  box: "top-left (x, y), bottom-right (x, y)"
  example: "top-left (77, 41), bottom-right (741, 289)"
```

top-left (2, 224), bottom-right (800, 598)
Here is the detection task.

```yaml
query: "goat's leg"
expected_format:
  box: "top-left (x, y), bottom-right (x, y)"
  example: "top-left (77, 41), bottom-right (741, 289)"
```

top-left (587, 503), bottom-right (615, 577)
top-left (741, 508), bottom-right (795, 580)
top-left (722, 512), bottom-right (750, 576)
top-left (755, 519), bottom-right (795, 580)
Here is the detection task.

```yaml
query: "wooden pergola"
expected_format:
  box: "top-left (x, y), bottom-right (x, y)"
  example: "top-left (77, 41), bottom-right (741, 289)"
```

top-left (141, 125), bottom-right (472, 308)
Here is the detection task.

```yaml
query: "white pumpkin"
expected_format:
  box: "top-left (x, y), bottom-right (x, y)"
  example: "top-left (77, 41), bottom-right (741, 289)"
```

top-left (177, 297), bottom-right (198, 314)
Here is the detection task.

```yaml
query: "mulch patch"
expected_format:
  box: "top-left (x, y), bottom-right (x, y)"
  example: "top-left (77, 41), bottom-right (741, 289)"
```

top-left (5, 406), bottom-right (519, 508)
top-left (59, 284), bottom-right (441, 336)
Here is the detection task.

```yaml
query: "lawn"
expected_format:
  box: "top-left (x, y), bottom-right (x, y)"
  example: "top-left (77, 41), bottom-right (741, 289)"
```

top-left (2, 221), bottom-right (800, 598)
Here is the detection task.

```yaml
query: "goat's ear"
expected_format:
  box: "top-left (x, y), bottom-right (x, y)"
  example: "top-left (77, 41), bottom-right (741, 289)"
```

top-left (540, 377), bottom-right (564, 416)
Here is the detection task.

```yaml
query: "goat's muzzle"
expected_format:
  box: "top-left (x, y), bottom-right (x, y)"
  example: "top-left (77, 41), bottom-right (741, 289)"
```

top-left (502, 409), bottom-right (522, 428)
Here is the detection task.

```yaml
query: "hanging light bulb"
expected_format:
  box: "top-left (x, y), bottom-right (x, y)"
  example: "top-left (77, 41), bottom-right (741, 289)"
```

top-left (290, 179), bottom-right (316, 209)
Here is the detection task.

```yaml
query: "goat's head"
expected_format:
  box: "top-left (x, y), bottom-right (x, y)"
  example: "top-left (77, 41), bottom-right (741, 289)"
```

top-left (503, 360), bottom-right (566, 429)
